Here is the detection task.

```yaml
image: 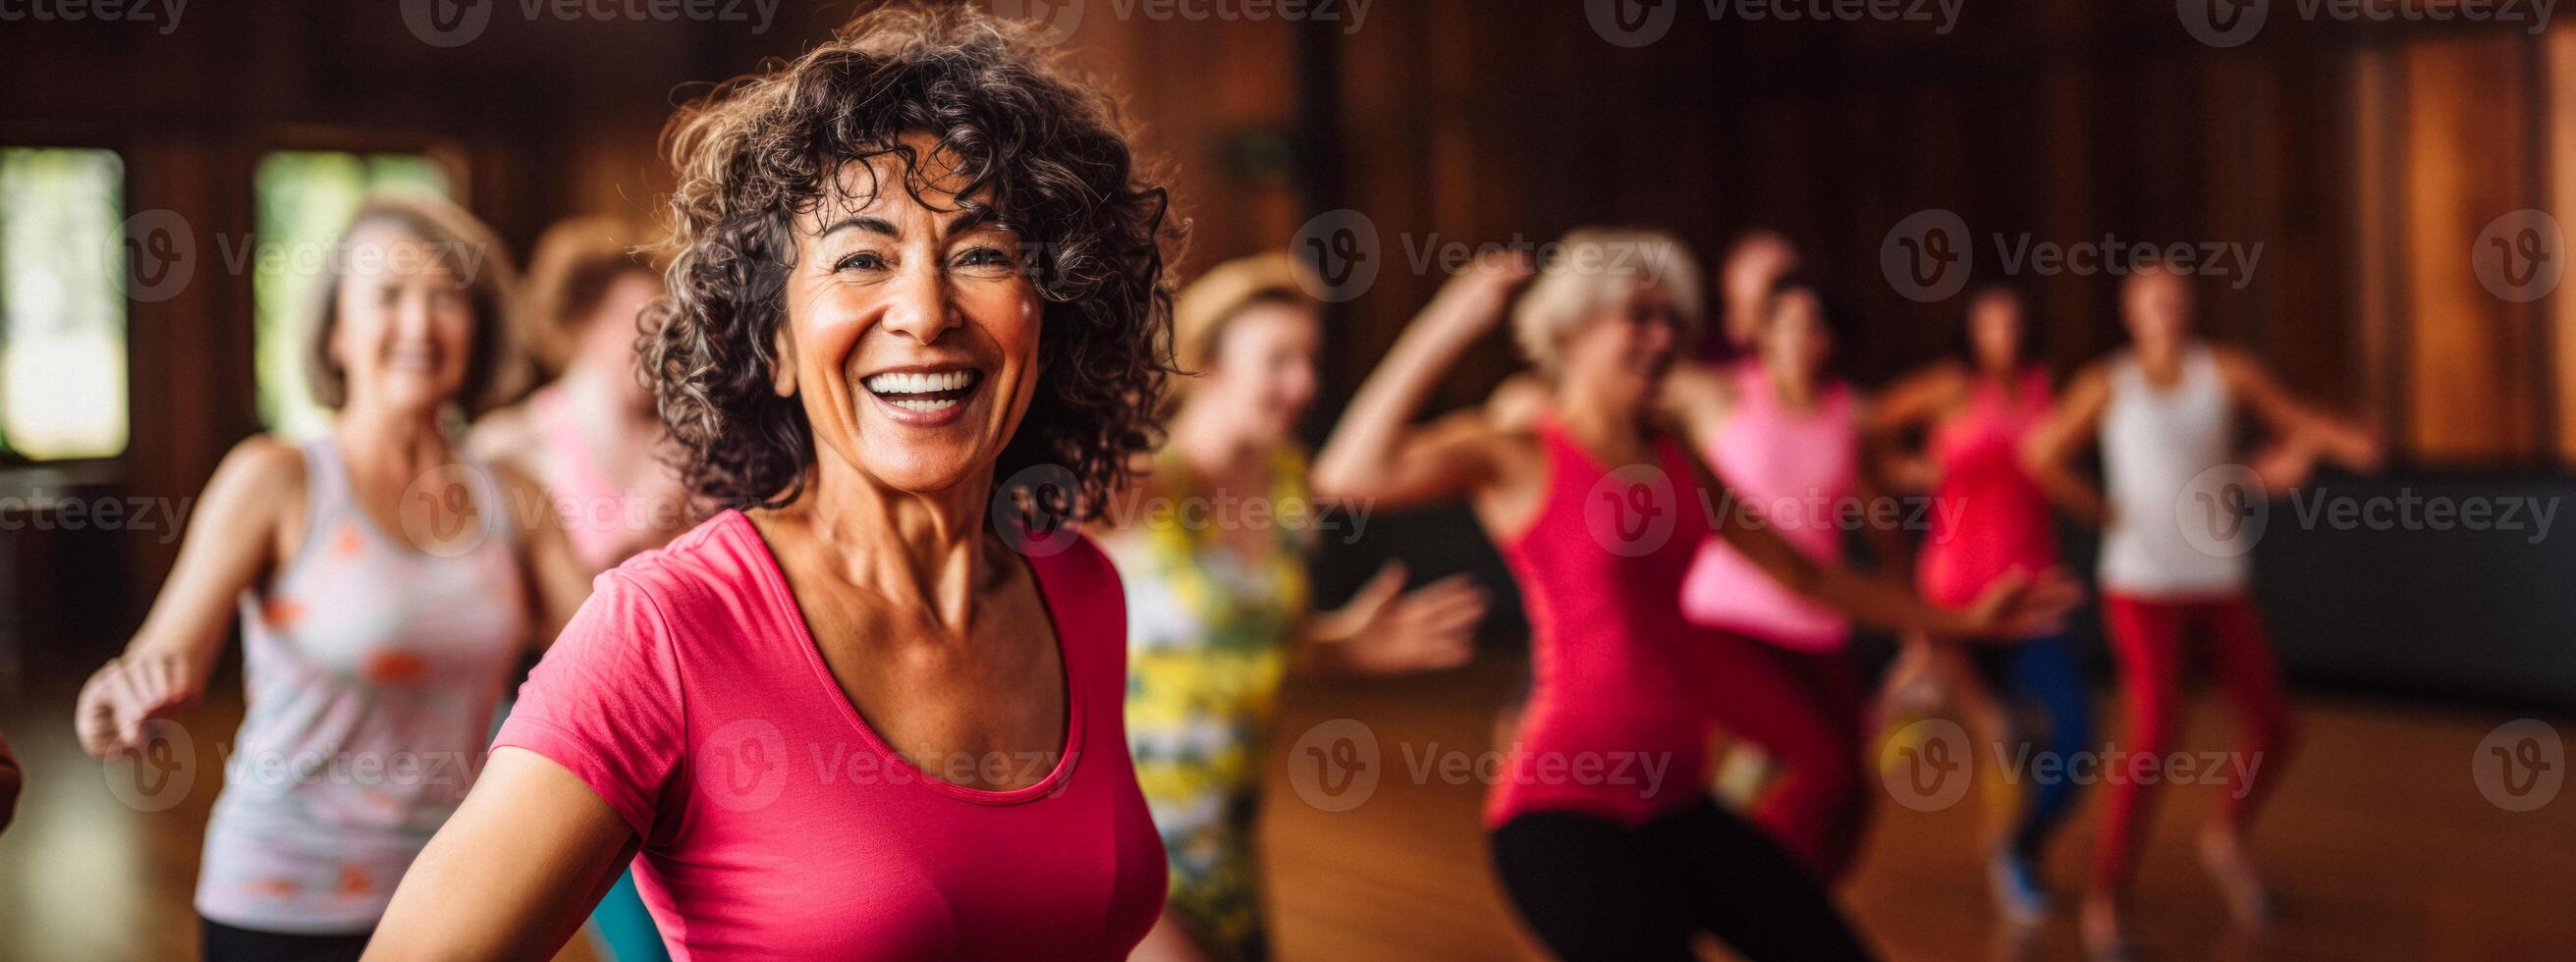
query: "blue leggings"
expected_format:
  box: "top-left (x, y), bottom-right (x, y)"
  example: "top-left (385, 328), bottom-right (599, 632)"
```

top-left (1973, 634), bottom-right (2094, 858)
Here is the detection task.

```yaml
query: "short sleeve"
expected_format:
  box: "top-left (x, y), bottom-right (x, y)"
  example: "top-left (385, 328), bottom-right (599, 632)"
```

top-left (494, 570), bottom-right (685, 842)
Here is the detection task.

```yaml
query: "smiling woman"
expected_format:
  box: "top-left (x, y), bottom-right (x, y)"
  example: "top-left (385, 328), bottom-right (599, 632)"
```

top-left (363, 6), bottom-right (1183, 961)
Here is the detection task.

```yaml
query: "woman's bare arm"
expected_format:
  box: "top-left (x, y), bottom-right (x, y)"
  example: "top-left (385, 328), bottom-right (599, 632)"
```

top-left (1669, 432), bottom-right (2077, 644)
top-left (365, 749), bottom-right (637, 960)
top-left (2021, 362), bottom-right (2114, 527)
top-left (2213, 346), bottom-right (2384, 472)
top-left (75, 438), bottom-right (300, 757)
top-left (1310, 256), bottom-right (1532, 509)
top-left (494, 464), bottom-right (595, 647)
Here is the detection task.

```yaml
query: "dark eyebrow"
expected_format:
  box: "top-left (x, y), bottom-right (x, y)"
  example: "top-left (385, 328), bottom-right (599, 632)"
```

top-left (947, 208), bottom-right (1004, 235)
top-left (819, 215), bottom-right (899, 240)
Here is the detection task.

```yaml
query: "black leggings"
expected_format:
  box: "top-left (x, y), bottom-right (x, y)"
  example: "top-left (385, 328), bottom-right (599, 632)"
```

top-left (1490, 800), bottom-right (1876, 962)
top-left (201, 919), bottom-right (371, 962)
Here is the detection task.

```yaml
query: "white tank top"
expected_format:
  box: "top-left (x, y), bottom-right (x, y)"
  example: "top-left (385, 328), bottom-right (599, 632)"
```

top-left (2098, 346), bottom-right (2249, 596)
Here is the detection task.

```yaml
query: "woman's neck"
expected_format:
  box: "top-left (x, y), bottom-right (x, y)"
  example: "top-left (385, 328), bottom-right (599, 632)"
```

top-left (789, 457), bottom-right (1002, 635)
top-left (333, 401), bottom-right (450, 470)
top-left (1554, 385), bottom-right (1642, 454)
top-left (1765, 362), bottom-right (1818, 411)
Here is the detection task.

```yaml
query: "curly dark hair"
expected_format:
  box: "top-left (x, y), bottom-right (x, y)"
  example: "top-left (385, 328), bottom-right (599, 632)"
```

top-left (645, 2), bottom-right (1183, 518)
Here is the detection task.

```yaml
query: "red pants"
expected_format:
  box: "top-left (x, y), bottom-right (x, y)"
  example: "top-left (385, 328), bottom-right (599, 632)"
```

top-left (2092, 593), bottom-right (2298, 892)
top-left (1689, 633), bottom-right (1870, 882)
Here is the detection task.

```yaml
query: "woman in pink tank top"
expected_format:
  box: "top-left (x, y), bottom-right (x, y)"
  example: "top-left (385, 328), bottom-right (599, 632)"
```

top-left (72, 195), bottom-right (593, 961)
top-left (1871, 286), bottom-right (2090, 925)
top-left (371, 10), bottom-right (1179, 959)
top-left (468, 218), bottom-right (694, 577)
top-left (1314, 233), bottom-right (2076, 961)
top-left (1662, 274), bottom-right (1891, 883)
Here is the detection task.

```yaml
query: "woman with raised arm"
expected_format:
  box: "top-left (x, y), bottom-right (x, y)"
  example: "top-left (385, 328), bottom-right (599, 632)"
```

top-left (365, 8), bottom-right (1182, 959)
top-left (1870, 285), bottom-right (2091, 924)
top-left (1311, 230), bottom-right (2077, 961)
top-left (2023, 262), bottom-right (2381, 960)
top-left (1110, 253), bottom-right (1486, 962)
top-left (71, 194), bottom-right (589, 962)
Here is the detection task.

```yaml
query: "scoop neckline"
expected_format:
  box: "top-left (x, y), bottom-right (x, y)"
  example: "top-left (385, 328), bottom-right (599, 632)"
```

top-left (717, 509), bottom-right (1083, 806)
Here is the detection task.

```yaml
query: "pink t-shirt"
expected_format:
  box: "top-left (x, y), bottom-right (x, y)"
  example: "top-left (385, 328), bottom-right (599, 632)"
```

top-left (494, 510), bottom-right (1166, 960)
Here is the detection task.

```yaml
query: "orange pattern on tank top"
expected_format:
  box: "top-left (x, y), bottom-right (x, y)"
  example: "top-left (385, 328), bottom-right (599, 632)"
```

top-left (249, 876), bottom-right (299, 898)
top-left (362, 650), bottom-right (429, 686)
top-left (336, 863), bottom-right (373, 897)
top-left (332, 522), bottom-right (365, 560)
top-left (260, 598), bottom-right (305, 628)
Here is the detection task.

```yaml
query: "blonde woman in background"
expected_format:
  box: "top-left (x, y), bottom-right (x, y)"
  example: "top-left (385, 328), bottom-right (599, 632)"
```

top-left (1111, 252), bottom-right (1487, 962)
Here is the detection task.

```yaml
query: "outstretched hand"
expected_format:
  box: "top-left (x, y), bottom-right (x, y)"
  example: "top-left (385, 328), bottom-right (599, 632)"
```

top-left (74, 651), bottom-right (206, 758)
top-left (1325, 561), bottom-right (1486, 676)
top-left (1957, 567), bottom-right (2086, 643)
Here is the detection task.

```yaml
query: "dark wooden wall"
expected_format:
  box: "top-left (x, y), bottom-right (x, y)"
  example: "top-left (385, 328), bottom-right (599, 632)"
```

top-left (1, 1), bottom-right (2568, 665)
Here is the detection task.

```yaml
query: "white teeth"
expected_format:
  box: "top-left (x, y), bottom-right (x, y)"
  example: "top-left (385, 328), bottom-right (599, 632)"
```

top-left (888, 398), bottom-right (959, 412)
top-left (863, 370), bottom-right (975, 395)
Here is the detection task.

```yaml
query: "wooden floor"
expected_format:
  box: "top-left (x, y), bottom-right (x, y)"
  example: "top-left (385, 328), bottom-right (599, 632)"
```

top-left (2, 652), bottom-right (2569, 960)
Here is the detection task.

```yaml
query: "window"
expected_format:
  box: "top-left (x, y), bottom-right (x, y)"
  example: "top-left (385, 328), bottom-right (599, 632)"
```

top-left (253, 151), bottom-right (454, 440)
top-left (0, 147), bottom-right (129, 461)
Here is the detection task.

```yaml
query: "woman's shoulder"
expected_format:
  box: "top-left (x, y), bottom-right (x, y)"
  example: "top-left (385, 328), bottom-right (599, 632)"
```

top-left (588, 509), bottom-right (783, 621)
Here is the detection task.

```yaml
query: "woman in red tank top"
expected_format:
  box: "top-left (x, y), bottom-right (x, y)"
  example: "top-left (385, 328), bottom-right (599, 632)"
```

top-left (1870, 285), bottom-right (2091, 926)
top-left (1313, 234), bottom-right (2078, 961)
